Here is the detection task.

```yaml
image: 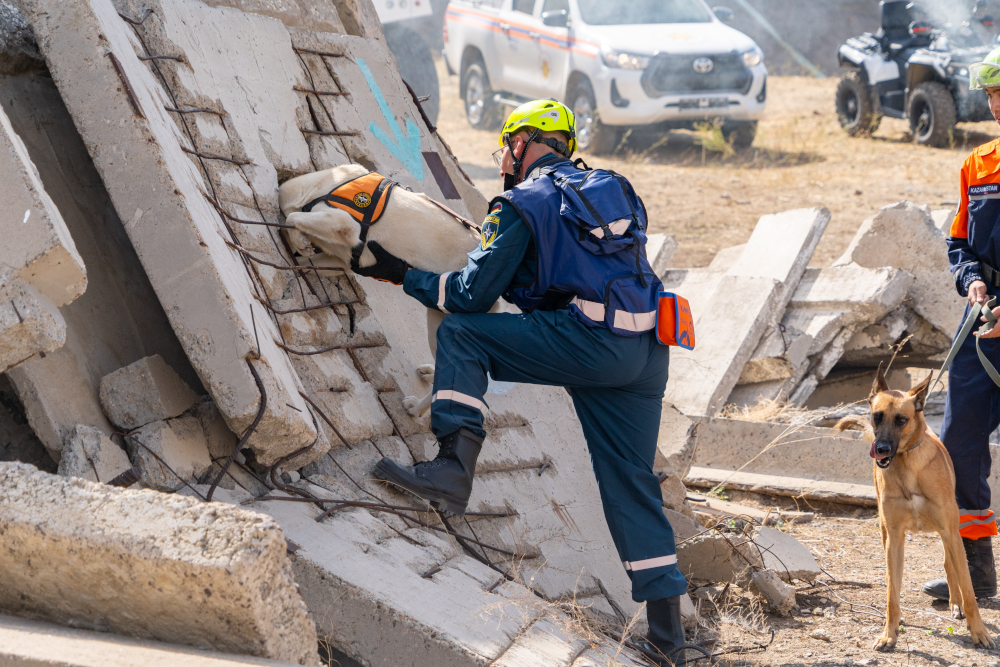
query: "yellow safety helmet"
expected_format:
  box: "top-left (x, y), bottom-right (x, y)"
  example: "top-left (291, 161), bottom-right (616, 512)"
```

top-left (970, 46), bottom-right (1000, 90)
top-left (499, 99), bottom-right (577, 154)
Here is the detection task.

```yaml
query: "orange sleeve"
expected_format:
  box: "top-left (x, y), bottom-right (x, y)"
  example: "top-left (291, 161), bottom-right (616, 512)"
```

top-left (951, 158), bottom-right (970, 239)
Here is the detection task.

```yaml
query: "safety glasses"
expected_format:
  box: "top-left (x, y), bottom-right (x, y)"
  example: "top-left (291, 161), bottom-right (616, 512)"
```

top-left (492, 147), bottom-right (505, 168)
top-left (970, 63), bottom-right (1000, 90)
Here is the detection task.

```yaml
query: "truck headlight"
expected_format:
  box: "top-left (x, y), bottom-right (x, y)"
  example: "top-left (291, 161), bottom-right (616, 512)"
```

top-left (742, 47), bottom-right (762, 68)
top-left (601, 47), bottom-right (650, 70)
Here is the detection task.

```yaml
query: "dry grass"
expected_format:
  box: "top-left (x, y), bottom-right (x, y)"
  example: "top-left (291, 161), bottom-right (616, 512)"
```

top-left (435, 64), bottom-right (1000, 268)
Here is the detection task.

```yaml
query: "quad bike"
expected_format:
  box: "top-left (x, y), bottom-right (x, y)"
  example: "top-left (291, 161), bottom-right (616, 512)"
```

top-left (836, 0), bottom-right (997, 147)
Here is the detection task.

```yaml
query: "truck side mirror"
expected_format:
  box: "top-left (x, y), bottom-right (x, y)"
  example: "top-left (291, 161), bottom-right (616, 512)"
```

top-left (713, 6), bottom-right (734, 23)
top-left (541, 10), bottom-right (568, 27)
top-left (909, 20), bottom-right (933, 36)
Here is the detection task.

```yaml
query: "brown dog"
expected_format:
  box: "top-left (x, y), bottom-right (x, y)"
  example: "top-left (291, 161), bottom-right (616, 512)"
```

top-left (837, 364), bottom-right (994, 651)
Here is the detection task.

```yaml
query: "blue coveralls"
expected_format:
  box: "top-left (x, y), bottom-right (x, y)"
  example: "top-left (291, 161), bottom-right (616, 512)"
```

top-left (943, 137), bottom-right (1000, 539)
top-left (402, 154), bottom-right (688, 602)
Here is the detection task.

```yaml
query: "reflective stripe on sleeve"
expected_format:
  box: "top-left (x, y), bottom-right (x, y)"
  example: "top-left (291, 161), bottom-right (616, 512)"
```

top-left (437, 272), bottom-right (452, 314)
top-left (589, 219), bottom-right (631, 239)
top-left (432, 390), bottom-right (486, 412)
top-left (623, 554), bottom-right (678, 571)
top-left (613, 309), bottom-right (657, 332)
top-left (571, 296), bottom-right (606, 322)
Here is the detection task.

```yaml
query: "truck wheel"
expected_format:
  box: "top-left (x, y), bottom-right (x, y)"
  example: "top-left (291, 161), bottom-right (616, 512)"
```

top-left (722, 121), bottom-right (757, 149)
top-left (384, 24), bottom-right (440, 126)
top-left (461, 57), bottom-right (501, 130)
top-left (569, 80), bottom-right (621, 155)
top-left (908, 81), bottom-right (957, 148)
top-left (836, 71), bottom-right (880, 137)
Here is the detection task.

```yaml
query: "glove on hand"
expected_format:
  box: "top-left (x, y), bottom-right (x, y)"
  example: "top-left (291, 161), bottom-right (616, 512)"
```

top-left (352, 241), bottom-right (411, 285)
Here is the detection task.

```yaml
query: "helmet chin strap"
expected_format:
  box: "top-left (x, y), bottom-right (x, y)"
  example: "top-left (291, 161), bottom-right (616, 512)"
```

top-left (503, 127), bottom-right (541, 192)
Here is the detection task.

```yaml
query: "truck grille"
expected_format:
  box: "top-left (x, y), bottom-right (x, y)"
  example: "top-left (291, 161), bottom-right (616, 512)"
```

top-left (641, 53), bottom-right (752, 98)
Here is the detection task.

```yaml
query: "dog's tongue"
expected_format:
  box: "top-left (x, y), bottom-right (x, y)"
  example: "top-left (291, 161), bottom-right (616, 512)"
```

top-left (869, 442), bottom-right (878, 459)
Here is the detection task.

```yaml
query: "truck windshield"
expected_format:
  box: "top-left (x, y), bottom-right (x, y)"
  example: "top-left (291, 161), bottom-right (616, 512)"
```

top-left (576, 0), bottom-right (713, 25)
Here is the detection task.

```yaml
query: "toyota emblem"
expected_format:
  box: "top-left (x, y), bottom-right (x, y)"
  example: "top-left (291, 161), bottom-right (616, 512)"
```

top-left (693, 57), bottom-right (714, 74)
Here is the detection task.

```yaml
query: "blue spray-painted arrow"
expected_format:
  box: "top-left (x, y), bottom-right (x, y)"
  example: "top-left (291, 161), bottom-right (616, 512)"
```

top-left (356, 58), bottom-right (424, 180)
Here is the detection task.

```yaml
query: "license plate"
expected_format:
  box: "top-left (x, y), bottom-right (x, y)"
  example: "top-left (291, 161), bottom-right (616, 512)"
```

top-left (678, 98), bottom-right (730, 110)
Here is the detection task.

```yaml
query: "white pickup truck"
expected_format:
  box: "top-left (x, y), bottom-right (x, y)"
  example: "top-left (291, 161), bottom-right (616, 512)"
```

top-left (443, 0), bottom-right (768, 152)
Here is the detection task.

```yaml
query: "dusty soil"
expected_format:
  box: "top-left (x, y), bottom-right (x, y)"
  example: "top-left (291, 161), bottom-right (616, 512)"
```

top-left (675, 490), bottom-right (1000, 667)
top-left (434, 68), bottom-right (1000, 268)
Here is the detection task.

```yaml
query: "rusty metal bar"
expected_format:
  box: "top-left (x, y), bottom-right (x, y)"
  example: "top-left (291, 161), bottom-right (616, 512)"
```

top-left (274, 340), bottom-right (381, 356)
top-left (107, 52), bottom-right (145, 119)
top-left (139, 55), bottom-right (183, 62)
top-left (293, 47), bottom-right (347, 58)
top-left (299, 128), bottom-right (361, 137)
top-left (165, 106), bottom-right (222, 116)
top-left (206, 359), bottom-right (267, 502)
top-left (224, 240), bottom-right (344, 273)
top-left (181, 145), bottom-right (251, 165)
top-left (293, 86), bottom-right (349, 97)
top-left (254, 294), bottom-right (361, 314)
top-left (118, 8), bottom-right (153, 25)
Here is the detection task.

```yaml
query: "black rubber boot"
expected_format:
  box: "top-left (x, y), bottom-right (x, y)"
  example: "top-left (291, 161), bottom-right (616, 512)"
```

top-left (922, 536), bottom-right (997, 601)
top-left (373, 428), bottom-right (483, 517)
top-left (644, 596), bottom-right (686, 666)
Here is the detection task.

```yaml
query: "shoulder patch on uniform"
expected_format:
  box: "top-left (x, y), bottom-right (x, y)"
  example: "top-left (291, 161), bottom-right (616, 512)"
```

top-left (490, 202), bottom-right (503, 216)
top-left (481, 215), bottom-right (500, 249)
top-left (969, 183), bottom-right (1000, 196)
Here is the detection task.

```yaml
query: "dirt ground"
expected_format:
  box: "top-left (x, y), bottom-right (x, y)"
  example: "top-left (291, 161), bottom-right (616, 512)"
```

top-left (672, 489), bottom-right (1000, 667)
top-left (434, 69), bottom-right (1000, 268)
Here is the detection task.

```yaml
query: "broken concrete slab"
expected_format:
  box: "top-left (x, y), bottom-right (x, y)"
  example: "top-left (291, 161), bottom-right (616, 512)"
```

top-left (57, 424), bottom-right (131, 484)
top-left (193, 399), bottom-right (240, 460)
top-left (836, 201), bottom-right (963, 337)
top-left (729, 265), bottom-right (914, 407)
top-left (685, 417), bottom-right (872, 489)
top-left (680, 593), bottom-right (699, 630)
top-left (665, 508), bottom-right (701, 542)
top-left (646, 232), bottom-right (677, 277)
top-left (0, 41), bottom-right (203, 459)
top-left (22, 0), bottom-right (321, 462)
top-left (0, 614), bottom-right (308, 667)
top-left (750, 569), bottom-right (795, 616)
top-left (840, 305), bottom-right (950, 368)
top-left (100, 355), bottom-right (199, 431)
top-left (0, 462), bottom-right (319, 665)
top-left (664, 208), bottom-right (830, 416)
top-left (676, 531), bottom-right (762, 585)
top-left (126, 416), bottom-right (213, 492)
top-left (685, 468), bottom-right (877, 506)
top-left (686, 493), bottom-right (814, 525)
top-left (752, 526), bottom-right (821, 582)
top-left (0, 264), bottom-right (65, 373)
top-left (0, 95), bottom-right (85, 308)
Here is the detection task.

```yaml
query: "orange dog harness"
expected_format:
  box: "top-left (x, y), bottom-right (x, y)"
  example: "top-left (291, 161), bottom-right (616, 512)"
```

top-left (301, 172), bottom-right (397, 268)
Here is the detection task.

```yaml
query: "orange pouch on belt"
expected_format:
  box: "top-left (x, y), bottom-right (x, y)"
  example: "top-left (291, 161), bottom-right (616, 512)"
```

top-left (656, 292), bottom-right (695, 350)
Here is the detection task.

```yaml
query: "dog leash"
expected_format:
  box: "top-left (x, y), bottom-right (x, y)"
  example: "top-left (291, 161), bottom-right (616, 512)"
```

top-left (932, 295), bottom-right (1000, 390)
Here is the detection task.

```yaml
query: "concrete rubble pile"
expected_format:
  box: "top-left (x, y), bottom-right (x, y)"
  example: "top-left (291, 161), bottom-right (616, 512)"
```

top-left (648, 202), bottom-right (970, 529)
top-left (0, 0), bottom-right (676, 664)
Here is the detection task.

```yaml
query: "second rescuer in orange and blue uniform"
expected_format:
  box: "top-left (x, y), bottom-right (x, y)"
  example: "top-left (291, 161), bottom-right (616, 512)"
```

top-left (923, 46), bottom-right (1000, 602)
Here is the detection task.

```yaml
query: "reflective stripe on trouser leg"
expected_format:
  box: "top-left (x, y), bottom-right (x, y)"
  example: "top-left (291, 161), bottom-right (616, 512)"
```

top-left (941, 307), bottom-right (1000, 540)
top-left (624, 555), bottom-right (678, 571)
top-left (959, 509), bottom-right (998, 539)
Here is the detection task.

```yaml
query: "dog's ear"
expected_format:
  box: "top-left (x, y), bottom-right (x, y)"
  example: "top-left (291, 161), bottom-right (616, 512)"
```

top-left (908, 371), bottom-right (934, 412)
top-left (869, 361), bottom-right (889, 403)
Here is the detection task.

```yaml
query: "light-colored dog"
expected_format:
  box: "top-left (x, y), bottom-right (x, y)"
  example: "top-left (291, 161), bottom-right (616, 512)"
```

top-left (837, 365), bottom-right (995, 651)
top-left (278, 164), bottom-right (486, 416)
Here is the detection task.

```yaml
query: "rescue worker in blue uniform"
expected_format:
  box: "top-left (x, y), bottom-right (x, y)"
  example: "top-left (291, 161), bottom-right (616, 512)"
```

top-left (356, 100), bottom-right (691, 664)
top-left (922, 48), bottom-right (1000, 602)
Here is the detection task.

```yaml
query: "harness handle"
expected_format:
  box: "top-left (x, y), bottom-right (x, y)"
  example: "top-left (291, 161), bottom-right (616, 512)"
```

top-left (933, 296), bottom-right (1000, 391)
